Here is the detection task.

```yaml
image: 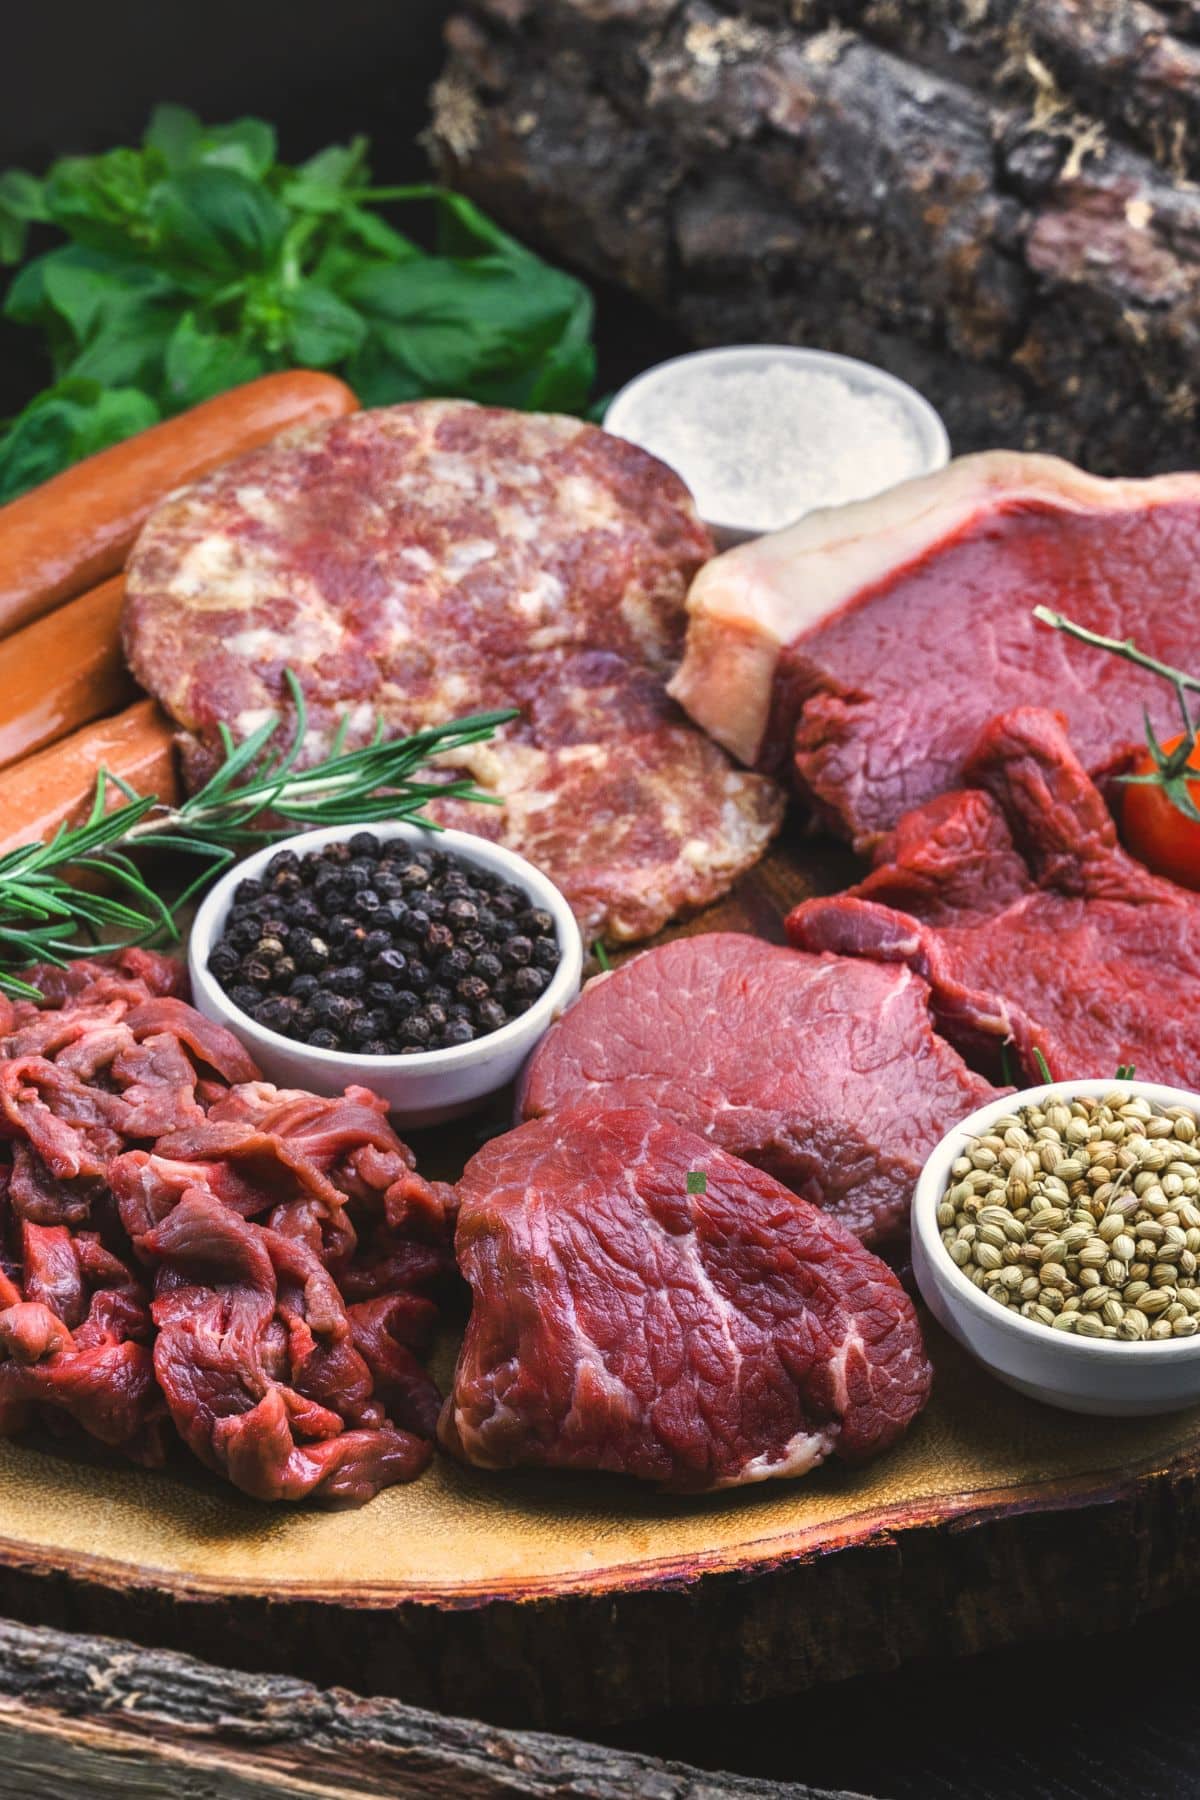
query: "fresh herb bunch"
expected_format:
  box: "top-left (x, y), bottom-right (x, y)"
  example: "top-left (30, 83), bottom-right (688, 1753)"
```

top-left (1033, 607), bottom-right (1200, 824)
top-left (0, 105), bottom-right (595, 501)
top-left (0, 676), bottom-right (515, 1000)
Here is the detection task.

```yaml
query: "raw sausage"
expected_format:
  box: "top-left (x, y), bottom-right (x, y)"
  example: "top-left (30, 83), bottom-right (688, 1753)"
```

top-left (0, 371), bottom-right (357, 637)
top-left (0, 576), bottom-right (133, 770)
top-left (0, 700), bottom-right (178, 855)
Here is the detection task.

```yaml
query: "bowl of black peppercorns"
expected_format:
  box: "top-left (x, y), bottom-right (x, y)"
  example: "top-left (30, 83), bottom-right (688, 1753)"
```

top-left (188, 823), bottom-right (584, 1124)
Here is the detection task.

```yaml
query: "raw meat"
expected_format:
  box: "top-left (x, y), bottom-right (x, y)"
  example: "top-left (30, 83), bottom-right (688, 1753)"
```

top-left (442, 1104), bottom-right (932, 1491)
top-left (0, 953), bottom-right (453, 1504)
top-left (518, 932), bottom-right (997, 1243)
top-left (123, 401), bottom-right (783, 941)
top-left (669, 452), bottom-right (1200, 847)
top-left (787, 706), bottom-right (1200, 1086)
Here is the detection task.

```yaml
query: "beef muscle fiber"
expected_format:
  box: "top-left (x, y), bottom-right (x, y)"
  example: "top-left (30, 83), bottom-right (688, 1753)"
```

top-left (519, 932), bottom-right (997, 1244)
top-left (443, 1104), bottom-right (932, 1492)
top-left (788, 706), bottom-right (1200, 1087)
top-left (670, 451), bottom-right (1200, 847)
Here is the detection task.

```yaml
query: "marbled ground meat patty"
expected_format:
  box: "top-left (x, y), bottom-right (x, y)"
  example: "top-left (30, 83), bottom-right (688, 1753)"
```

top-left (123, 401), bottom-right (783, 940)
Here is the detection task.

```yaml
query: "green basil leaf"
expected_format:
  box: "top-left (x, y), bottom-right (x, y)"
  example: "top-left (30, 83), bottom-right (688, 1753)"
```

top-left (285, 282), bottom-right (367, 366)
top-left (347, 251), bottom-right (595, 411)
top-left (193, 117), bottom-right (277, 181)
top-left (0, 169), bottom-right (47, 265)
top-left (0, 380), bottom-right (160, 502)
top-left (42, 149), bottom-right (159, 258)
top-left (149, 168), bottom-right (287, 286)
top-left (283, 138), bottom-right (371, 212)
top-left (163, 310), bottom-right (266, 407)
top-left (143, 104), bottom-right (203, 172)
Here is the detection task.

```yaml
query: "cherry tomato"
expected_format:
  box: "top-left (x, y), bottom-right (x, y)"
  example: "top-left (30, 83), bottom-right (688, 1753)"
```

top-left (1121, 733), bottom-right (1200, 890)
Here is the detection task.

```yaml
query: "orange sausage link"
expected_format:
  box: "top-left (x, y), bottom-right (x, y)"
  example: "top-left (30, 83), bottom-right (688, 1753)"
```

top-left (0, 575), bottom-right (134, 771)
top-left (0, 371), bottom-right (358, 638)
top-left (0, 699), bottom-right (179, 855)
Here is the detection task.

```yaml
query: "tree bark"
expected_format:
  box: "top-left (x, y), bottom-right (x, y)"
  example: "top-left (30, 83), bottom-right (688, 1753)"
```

top-left (0, 1616), bottom-right (843, 1800)
top-left (430, 0), bottom-right (1200, 473)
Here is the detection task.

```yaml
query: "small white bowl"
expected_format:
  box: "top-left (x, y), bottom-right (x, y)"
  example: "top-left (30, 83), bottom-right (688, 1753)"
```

top-left (604, 344), bottom-right (950, 547)
top-left (189, 822), bottom-right (583, 1128)
top-left (913, 1079), bottom-right (1200, 1417)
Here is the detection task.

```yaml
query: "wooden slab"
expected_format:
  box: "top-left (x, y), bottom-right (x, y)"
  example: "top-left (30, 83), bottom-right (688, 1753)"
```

top-left (2, 831), bottom-right (1199, 1726)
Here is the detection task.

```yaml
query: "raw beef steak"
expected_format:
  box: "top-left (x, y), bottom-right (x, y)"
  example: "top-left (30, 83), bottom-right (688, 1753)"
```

top-left (123, 401), bottom-right (782, 940)
top-left (787, 707), bottom-right (1200, 1086)
top-left (518, 932), bottom-right (997, 1243)
top-left (442, 1104), bottom-right (932, 1491)
top-left (669, 452), bottom-right (1200, 847)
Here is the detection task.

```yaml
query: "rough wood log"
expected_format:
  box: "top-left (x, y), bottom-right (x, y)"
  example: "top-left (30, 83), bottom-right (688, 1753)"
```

top-left (431, 0), bottom-right (1200, 473)
top-left (0, 1616), bottom-right (844, 1800)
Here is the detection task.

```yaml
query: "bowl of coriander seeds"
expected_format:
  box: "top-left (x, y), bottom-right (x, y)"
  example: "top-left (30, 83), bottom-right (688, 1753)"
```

top-left (912, 1080), bottom-right (1200, 1415)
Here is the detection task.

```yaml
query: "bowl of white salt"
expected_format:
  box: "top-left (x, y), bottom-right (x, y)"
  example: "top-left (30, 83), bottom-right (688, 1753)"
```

top-left (603, 344), bottom-right (950, 546)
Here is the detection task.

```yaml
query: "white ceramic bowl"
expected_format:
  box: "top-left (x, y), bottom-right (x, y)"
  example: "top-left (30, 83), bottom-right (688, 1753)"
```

top-left (913, 1080), bottom-right (1200, 1417)
top-left (189, 822), bottom-right (583, 1128)
top-left (603, 344), bottom-right (951, 546)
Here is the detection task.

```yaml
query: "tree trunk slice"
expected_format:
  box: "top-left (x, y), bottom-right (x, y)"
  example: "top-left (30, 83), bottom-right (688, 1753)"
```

top-left (0, 1616), bottom-right (847, 1800)
top-left (429, 0), bottom-right (1200, 476)
top-left (0, 832), bottom-right (1199, 1726)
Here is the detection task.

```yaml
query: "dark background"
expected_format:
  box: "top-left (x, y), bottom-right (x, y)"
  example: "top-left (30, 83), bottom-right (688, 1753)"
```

top-left (2, 7), bottom-right (1198, 1796)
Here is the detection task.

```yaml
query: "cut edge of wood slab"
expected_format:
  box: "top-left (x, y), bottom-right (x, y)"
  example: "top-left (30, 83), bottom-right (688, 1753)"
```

top-left (0, 1430), bottom-right (1196, 1727)
top-left (0, 1616), bottom-right (857, 1800)
top-left (0, 1427), bottom-right (1193, 1608)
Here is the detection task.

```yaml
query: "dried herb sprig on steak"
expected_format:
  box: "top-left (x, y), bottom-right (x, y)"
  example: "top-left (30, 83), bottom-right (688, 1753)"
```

top-left (1033, 606), bottom-right (1200, 825)
top-left (0, 675), bottom-right (516, 1000)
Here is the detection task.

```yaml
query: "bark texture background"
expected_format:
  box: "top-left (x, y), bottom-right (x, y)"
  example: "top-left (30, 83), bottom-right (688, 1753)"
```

top-left (430, 0), bottom-right (1200, 471)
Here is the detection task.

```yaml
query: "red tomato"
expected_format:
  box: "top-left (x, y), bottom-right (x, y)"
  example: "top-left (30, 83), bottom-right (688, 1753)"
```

top-left (1122, 733), bottom-right (1200, 890)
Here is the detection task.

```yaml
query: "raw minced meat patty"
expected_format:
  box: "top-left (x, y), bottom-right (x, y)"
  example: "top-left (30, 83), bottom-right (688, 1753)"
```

top-left (122, 401), bottom-right (783, 940)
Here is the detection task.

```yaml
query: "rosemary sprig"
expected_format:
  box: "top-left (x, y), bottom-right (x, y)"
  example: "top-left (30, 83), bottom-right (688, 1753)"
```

top-left (0, 677), bottom-right (516, 999)
top-left (1032, 606), bottom-right (1200, 824)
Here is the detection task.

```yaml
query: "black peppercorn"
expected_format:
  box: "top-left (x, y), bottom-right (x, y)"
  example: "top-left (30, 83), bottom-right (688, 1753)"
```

top-left (366, 981), bottom-right (397, 1009)
top-left (533, 937), bottom-right (559, 969)
top-left (423, 1002), bottom-right (448, 1031)
top-left (234, 878), bottom-right (264, 905)
top-left (443, 1019), bottom-right (475, 1046)
top-left (457, 975), bottom-right (491, 1006)
top-left (309, 1027), bottom-right (342, 1051)
top-left (290, 973), bottom-right (320, 1000)
top-left (273, 955), bottom-right (297, 986)
top-left (327, 964), bottom-right (365, 996)
top-left (472, 952), bottom-right (503, 984)
top-left (371, 947), bottom-right (408, 981)
top-left (390, 989), bottom-right (420, 1018)
top-left (293, 934), bottom-right (331, 973)
top-left (208, 944), bottom-right (240, 982)
top-left (397, 1014), bottom-right (433, 1047)
top-left (438, 947), bottom-right (473, 980)
top-left (348, 831), bottom-right (380, 858)
top-left (502, 936), bottom-right (533, 968)
top-left (243, 955), bottom-right (275, 988)
top-left (475, 999), bottom-right (507, 1032)
top-left (226, 983), bottom-right (261, 1014)
top-left (327, 994), bottom-right (359, 1027)
top-left (513, 965), bottom-right (548, 999)
top-left (425, 922), bottom-right (454, 956)
top-left (361, 929), bottom-right (393, 962)
top-left (426, 983), bottom-right (453, 1008)
top-left (446, 897), bottom-right (478, 927)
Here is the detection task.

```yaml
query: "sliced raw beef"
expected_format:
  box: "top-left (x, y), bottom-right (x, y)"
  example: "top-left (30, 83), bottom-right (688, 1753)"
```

top-left (442, 1104), bottom-right (932, 1492)
top-left (123, 401), bottom-right (783, 940)
top-left (0, 955), bottom-right (452, 1504)
top-left (787, 707), bottom-right (1200, 1086)
top-left (518, 932), bottom-right (997, 1244)
top-left (669, 452), bottom-right (1200, 847)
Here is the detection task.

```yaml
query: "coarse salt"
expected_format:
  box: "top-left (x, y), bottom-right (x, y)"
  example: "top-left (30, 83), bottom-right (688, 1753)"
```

top-left (616, 361), bottom-right (929, 533)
